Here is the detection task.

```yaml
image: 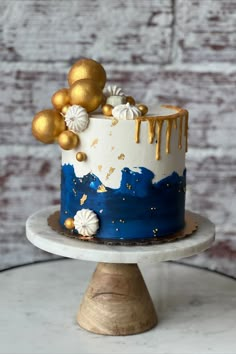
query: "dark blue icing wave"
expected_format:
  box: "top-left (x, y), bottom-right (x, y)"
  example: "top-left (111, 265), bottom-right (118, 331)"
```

top-left (60, 164), bottom-right (186, 240)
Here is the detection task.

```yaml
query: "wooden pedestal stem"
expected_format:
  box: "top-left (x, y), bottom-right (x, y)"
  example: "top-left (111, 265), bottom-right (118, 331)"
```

top-left (77, 262), bottom-right (158, 336)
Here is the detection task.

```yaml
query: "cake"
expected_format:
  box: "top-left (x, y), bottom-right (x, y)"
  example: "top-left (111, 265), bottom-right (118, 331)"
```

top-left (32, 58), bottom-right (190, 243)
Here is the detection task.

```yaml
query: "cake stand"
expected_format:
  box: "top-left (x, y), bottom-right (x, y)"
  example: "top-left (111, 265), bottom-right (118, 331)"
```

top-left (26, 206), bottom-right (215, 336)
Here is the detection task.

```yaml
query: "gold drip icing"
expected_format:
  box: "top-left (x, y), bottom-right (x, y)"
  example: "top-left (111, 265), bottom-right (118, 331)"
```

top-left (148, 120), bottom-right (156, 143)
top-left (156, 120), bottom-right (163, 160)
top-left (166, 119), bottom-right (173, 154)
top-left (134, 105), bottom-right (188, 160)
top-left (135, 119), bottom-right (141, 143)
top-left (178, 115), bottom-right (183, 149)
top-left (184, 111), bottom-right (189, 152)
top-left (173, 118), bottom-right (177, 129)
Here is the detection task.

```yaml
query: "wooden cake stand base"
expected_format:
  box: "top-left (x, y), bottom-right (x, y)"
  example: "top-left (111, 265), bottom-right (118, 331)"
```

top-left (78, 262), bottom-right (157, 335)
top-left (26, 206), bottom-right (215, 336)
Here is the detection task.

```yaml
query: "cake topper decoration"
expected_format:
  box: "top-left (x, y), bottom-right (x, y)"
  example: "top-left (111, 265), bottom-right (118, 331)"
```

top-left (64, 105), bottom-right (89, 133)
top-left (58, 130), bottom-right (79, 150)
top-left (73, 209), bottom-right (99, 237)
top-left (112, 102), bottom-right (142, 120)
top-left (32, 109), bottom-right (66, 143)
top-left (104, 85), bottom-right (125, 97)
top-left (68, 58), bottom-right (106, 88)
top-left (51, 88), bottom-right (70, 111)
top-left (69, 78), bottom-right (103, 112)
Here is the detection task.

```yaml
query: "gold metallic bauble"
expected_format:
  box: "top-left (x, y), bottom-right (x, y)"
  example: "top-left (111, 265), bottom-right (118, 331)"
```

top-left (76, 152), bottom-right (87, 162)
top-left (64, 218), bottom-right (74, 230)
top-left (61, 104), bottom-right (71, 115)
top-left (58, 131), bottom-right (79, 150)
top-left (32, 110), bottom-right (66, 144)
top-left (126, 96), bottom-right (136, 105)
top-left (101, 94), bottom-right (107, 107)
top-left (138, 104), bottom-right (148, 116)
top-left (51, 88), bottom-right (70, 111)
top-left (102, 104), bottom-right (113, 116)
top-left (69, 79), bottom-right (103, 112)
top-left (68, 58), bottom-right (106, 88)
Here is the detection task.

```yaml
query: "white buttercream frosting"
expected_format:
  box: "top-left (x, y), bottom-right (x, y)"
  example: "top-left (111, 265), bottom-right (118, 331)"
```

top-left (104, 85), bottom-right (125, 97)
top-left (61, 106), bottom-right (187, 189)
top-left (112, 103), bottom-right (141, 120)
top-left (74, 209), bottom-right (99, 236)
top-left (64, 105), bottom-right (89, 133)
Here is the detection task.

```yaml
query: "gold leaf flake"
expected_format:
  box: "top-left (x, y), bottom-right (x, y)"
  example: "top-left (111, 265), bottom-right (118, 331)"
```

top-left (97, 184), bottom-right (107, 193)
top-left (106, 167), bottom-right (115, 180)
top-left (118, 153), bottom-right (125, 160)
top-left (111, 118), bottom-right (118, 126)
top-left (90, 138), bottom-right (98, 147)
top-left (98, 165), bottom-right (102, 171)
top-left (80, 194), bottom-right (87, 205)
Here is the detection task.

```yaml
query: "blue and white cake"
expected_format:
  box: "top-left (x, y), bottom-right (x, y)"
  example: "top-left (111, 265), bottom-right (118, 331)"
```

top-left (32, 58), bottom-right (189, 242)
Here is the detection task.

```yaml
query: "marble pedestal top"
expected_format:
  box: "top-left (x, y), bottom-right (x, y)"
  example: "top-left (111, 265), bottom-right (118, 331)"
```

top-left (1, 260), bottom-right (235, 354)
top-left (26, 206), bottom-right (215, 263)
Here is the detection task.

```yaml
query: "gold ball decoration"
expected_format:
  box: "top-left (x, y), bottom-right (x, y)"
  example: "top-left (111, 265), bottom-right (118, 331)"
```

top-left (126, 96), bottom-right (136, 105)
top-left (64, 218), bottom-right (74, 230)
top-left (76, 152), bottom-right (87, 162)
top-left (102, 104), bottom-right (113, 116)
top-left (32, 109), bottom-right (66, 144)
top-left (58, 130), bottom-right (79, 150)
top-left (61, 104), bottom-right (71, 115)
top-left (51, 88), bottom-right (70, 111)
top-left (68, 58), bottom-right (106, 88)
top-left (69, 79), bottom-right (103, 112)
top-left (138, 104), bottom-right (148, 116)
top-left (101, 94), bottom-right (107, 107)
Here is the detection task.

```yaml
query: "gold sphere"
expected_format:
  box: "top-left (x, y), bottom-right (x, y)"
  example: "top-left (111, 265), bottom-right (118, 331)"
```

top-left (76, 152), bottom-right (87, 162)
top-left (32, 109), bottom-right (66, 144)
top-left (61, 104), bottom-right (71, 115)
top-left (102, 104), bottom-right (113, 116)
top-left (68, 58), bottom-right (106, 88)
top-left (58, 131), bottom-right (79, 150)
top-left (138, 104), bottom-right (148, 116)
top-left (51, 88), bottom-right (70, 111)
top-left (69, 79), bottom-right (103, 112)
top-left (101, 94), bottom-right (107, 107)
top-left (126, 96), bottom-right (136, 105)
top-left (64, 218), bottom-right (74, 230)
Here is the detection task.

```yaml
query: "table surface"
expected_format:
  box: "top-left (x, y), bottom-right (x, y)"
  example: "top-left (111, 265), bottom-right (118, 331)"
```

top-left (26, 206), bottom-right (215, 263)
top-left (1, 259), bottom-right (236, 354)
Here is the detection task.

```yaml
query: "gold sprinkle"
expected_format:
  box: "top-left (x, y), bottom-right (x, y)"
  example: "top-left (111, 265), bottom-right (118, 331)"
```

top-left (106, 167), bottom-right (115, 180)
top-left (111, 118), bottom-right (119, 126)
top-left (97, 184), bottom-right (107, 193)
top-left (126, 183), bottom-right (132, 190)
top-left (111, 146), bottom-right (115, 151)
top-left (98, 165), bottom-right (102, 171)
top-left (118, 153), bottom-right (125, 160)
top-left (80, 194), bottom-right (87, 205)
top-left (112, 221), bottom-right (115, 223)
top-left (91, 138), bottom-right (98, 148)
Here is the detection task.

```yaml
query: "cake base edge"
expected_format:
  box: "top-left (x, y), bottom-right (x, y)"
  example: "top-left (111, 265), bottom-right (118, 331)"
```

top-left (48, 211), bottom-right (198, 246)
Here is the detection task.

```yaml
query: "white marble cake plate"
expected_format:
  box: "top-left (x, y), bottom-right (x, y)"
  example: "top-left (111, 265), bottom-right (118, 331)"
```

top-left (26, 206), bottom-right (215, 336)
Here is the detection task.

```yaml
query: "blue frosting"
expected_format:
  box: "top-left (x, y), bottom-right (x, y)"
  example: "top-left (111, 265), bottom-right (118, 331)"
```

top-left (60, 164), bottom-right (186, 240)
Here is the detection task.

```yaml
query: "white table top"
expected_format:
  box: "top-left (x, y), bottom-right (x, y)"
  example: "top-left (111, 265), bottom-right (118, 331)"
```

top-left (0, 260), bottom-right (235, 354)
top-left (26, 206), bottom-right (215, 263)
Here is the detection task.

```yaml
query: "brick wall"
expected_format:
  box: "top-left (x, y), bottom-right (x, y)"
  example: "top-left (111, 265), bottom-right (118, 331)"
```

top-left (0, 0), bottom-right (236, 276)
